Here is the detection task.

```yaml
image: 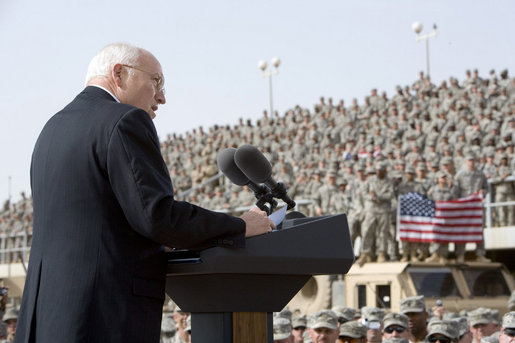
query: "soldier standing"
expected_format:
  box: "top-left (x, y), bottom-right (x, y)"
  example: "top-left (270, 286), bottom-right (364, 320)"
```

top-left (454, 153), bottom-right (489, 263)
top-left (347, 164), bottom-right (368, 251)
top-left (398, 167), bottom-right (426, 262)
top-left (329, 179), bottom-right (350, 214)
top-left (491, 154), bottom-right (514, 226)
top-left (356, 162), bottom-right (395, 266)
top-left (425, 171), bottom-right (457, 263)
top-left (306, 171), bottom-right (324, 217)
top-left (314, 171), bottom-right (340, 216)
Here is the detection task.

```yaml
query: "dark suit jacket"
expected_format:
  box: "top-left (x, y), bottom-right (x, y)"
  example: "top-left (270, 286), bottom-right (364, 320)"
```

top-left (15, 86), bottom-right (246, 343)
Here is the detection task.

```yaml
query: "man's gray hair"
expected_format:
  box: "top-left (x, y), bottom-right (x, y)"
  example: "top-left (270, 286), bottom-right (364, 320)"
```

top-left (85, 42), bottom-right (141, 85)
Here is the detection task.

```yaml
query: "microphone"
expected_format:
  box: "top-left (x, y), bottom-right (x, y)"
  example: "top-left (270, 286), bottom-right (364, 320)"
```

top-left (217, 148), bottom-right (277, 214)
top-left (234, 145), bottom-right (296, 210)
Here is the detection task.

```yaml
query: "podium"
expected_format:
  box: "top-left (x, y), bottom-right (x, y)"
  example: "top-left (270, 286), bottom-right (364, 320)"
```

top-left (165, 213), bottom-right (354, 342)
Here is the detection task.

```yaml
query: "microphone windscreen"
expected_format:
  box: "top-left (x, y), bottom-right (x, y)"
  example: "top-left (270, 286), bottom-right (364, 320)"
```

top-left (217, 148), bottom-right (250, 186)
top-left (234, 145), bottom-right (272, 183)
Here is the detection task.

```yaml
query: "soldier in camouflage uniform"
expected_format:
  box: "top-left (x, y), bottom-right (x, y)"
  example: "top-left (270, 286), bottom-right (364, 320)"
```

top-left (425, 171), bottom-right (458, 263)
top-left (314, 170), bottom-right (340, 216)
top-left (414, 162), bottom-right (432, 260)
top-left (500, 312), bottom-right (515, 343)
top-left (398, 166), bottom-right (426, 262)
top-left (454, 153), bottom-right (489, 263)
top-left (356, 162), bottom-right (395, 266)
top-left (347, 164), bottom-right (368, 251)
top-left (306, 171), bottom-right (324, 216)
top-left (329, 178), bottom-right (349, 215)
top-left (490, 154), bottom-right (514, 226)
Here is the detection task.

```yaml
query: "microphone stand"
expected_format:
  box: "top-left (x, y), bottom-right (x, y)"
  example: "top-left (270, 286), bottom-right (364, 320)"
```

top-left (251, 185), bottom-right (278, 215)
top-left (269, 182), bottom-right (296, 210)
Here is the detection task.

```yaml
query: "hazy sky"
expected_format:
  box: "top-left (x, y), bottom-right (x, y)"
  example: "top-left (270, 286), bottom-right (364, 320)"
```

top-left (1, 0), bottom-right (514, 202)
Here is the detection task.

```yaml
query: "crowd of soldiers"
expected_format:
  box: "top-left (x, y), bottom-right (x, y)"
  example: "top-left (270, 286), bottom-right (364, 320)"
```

top-left (161, 68), bottom-right (514, 265)
top-left (159, 292), bottom-right (515, 343)
top-left (0, 68), bottom-right (514, 265)
top-left (0, 192), bottom-right (32, 263)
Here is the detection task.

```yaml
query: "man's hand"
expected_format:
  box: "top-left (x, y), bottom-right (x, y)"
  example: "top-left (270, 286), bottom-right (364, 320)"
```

top-left (431, 305), bottom-right (447, 319)
top-left (240, 207), bottom-right (275, 238)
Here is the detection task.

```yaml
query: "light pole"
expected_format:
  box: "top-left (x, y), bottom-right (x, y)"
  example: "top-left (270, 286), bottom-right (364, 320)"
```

top-left (412, 22), bottom-right (438, 77)
top-left (258, 57), bottom-right (281, 117)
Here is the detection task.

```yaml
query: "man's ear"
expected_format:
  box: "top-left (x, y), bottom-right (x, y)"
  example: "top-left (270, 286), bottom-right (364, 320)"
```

top-left (112, 63), bottom-right (124, 88)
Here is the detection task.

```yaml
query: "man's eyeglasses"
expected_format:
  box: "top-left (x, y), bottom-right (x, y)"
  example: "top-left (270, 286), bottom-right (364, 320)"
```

top-left (384, 326), bottom-right (406, 334)
top-left (428, 336), bottom-right (452, 343)
top-left (121, 64), bottom-right (165, 94)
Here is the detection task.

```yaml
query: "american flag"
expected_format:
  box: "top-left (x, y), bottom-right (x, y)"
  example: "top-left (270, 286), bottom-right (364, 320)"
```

top-left (398, 192), bottom-right (483, 243)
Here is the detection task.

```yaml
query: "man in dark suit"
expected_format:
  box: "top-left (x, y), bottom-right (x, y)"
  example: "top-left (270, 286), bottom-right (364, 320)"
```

top-left (15, 42), bottom-right (273, 343)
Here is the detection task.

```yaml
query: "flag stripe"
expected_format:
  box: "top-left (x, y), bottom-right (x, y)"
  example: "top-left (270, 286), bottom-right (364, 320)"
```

top-left (398, 192), bottom-right (483, 243)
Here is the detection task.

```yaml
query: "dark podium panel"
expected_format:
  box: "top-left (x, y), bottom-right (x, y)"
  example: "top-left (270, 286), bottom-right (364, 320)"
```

top-left (166, 213), bottom-right (354, 342)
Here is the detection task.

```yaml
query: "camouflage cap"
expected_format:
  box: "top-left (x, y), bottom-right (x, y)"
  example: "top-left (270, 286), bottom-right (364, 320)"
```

top-left (465, 152), bottom-right (477, 160)
top-left (430, 159), bottom-right (440, 168)
top-left (2, 308), bottom-right (18, 322)
top-left (427, 320), bottom-right (460, 340)
top-left (327, 170), bottom-right (338, 178)
top-left (443, 312), bottom-right (459, 320)
top-left (468, 308), bottom-right (493, 326)
top-left (161, 314), bottom-right (176, 334)
top-left (416, 163), bottom-right (427, 171)
top-left (275, 308), bottom-right (293, 322)
top-left (362, 307), bottom-right (386, 322)
top-left (337, 178), bottom-right (348, 187)
top-left (452, 317), bottom-right (470, 336)
top-left (384, 313), bottom-right (409, 329)
top-left (308, 310), bottom-right (338, 330)
top-left (400, 295), bottom-right (425, 314)
top-left (332, 306), bottom-right (356, 322)
top-left (390, 170), bottom-right (404, 179)
top-left (339, 321), bottom-right (367, 338)
top-left (436, 171), bottom-right (448, 179)
top-left (292, 315), bottom-right (307, 329)
top-left (405, 165), bottom-right (416, 174)
top-left (273, 317), bottom-right (293, 340)
top-left (376, 161), bottom-right (388, 171)
top-left (356, 163), bottom-right (366, 172)
top-left (366, 166), bottom-right (376, 175)
top-left (441, 157), bottom-right (453, 165)
top-left (502, 311), bottom-right (515, 329)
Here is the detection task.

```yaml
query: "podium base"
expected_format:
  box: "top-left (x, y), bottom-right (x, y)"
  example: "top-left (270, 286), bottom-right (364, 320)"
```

top-left (191, 312), bottom-right (272, 343)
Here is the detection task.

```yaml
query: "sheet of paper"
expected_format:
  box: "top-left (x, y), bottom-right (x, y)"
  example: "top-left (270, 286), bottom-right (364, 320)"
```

top-left (269, 205), bottom-right (287, 228)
